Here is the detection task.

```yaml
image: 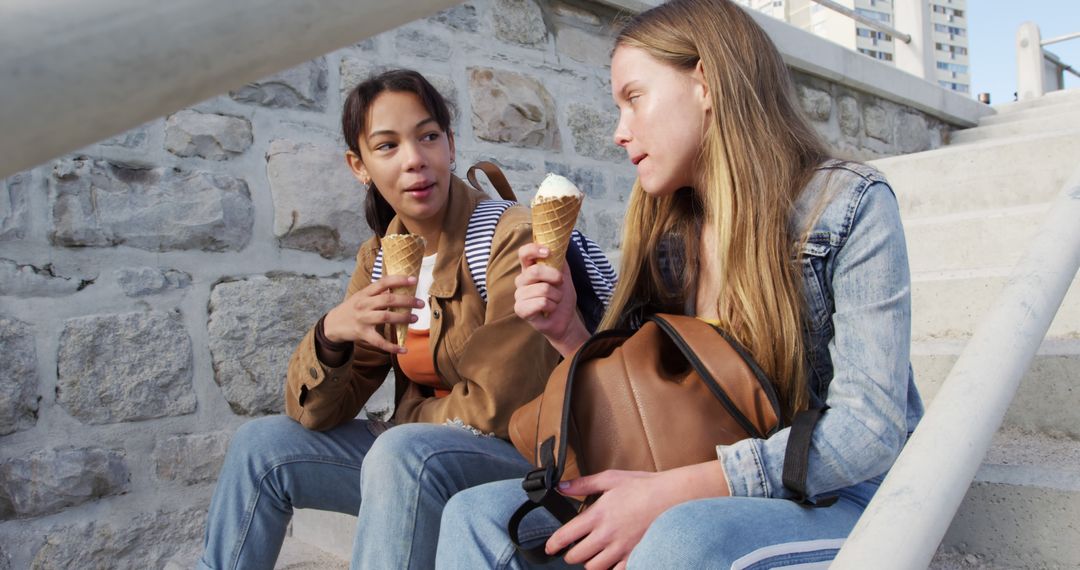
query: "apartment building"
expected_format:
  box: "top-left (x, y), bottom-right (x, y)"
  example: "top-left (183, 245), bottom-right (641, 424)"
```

top-left (736, 0), bottom-right (971, 95)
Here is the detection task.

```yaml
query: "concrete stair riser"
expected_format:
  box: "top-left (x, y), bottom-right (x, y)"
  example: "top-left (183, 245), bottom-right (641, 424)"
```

top-left (978, 100), bottom-right (1080, 126)
top-left (987, 89), bottom-right (1080, 116)
top-left (872, 131), bottom-right (1080, 218)
top-left (912, 349), bottom-right (1080, 439)
top-left (911, 274), bottom-right (1080, 340)
top-left (903, 204), bottom-right (1049, 274)
top-left (951, 115), bottom-right (1080, 144)
top-left (938, 430), bottom-right (1080, 569)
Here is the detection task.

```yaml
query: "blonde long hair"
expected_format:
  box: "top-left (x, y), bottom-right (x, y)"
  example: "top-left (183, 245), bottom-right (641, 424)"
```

top-left (603, 0), bottom-right (829, 419)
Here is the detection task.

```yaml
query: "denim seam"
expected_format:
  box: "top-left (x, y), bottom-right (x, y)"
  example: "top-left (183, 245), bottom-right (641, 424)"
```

top-left (749, 441), bottom-right (771, 497)
top-left (230, 456), bottom-right (365, 569)
top-left (403, 447), bottom-right (523, 569)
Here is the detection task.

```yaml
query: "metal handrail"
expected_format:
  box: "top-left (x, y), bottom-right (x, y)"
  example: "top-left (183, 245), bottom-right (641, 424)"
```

top-left (0, 0), bottom-right (461, 180)
top-left (1045, 50), bottom-right (1080, 80)
top-left (808, 0), bottom-right (912, 44)
top-left (833, 169), bottom-right (1080, 568)
top-left (1042, 31), bottom-right (1080, 46)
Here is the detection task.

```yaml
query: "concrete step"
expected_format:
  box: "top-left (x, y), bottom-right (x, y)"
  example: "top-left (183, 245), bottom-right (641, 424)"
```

top-left (871, 131), bottom-right (1080, 219)
top-left (911, 271), bottom-right (1080, 341)
top-left (937, 430), bottom-right (1080, 568)
top-left (290, 509), bottom-right (357, 563)
top-left (951, 114), bottom-right (1080, 144)
top-left (986, 88), bottom-right (1080, 118)
top-left (278, 534), bottom-right (348, 569)
top-left (912, 339), bottom-right (1080, 438)
top-left (979, 99), bottom-right (1080, 127)
top-left (903, 203), bottom-right (1049, 275)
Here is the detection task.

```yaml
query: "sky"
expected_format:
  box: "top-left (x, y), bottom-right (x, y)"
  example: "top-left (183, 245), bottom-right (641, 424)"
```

top-left (968, 0), bottom-right (1080, 104)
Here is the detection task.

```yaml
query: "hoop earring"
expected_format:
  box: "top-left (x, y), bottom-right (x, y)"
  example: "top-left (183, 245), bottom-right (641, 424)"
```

top-left (450, 159), bottom-right (457, 172)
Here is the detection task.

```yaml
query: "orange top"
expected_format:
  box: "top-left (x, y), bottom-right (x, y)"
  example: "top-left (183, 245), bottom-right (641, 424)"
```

top-left (398, 328), bottom-right (450, 398)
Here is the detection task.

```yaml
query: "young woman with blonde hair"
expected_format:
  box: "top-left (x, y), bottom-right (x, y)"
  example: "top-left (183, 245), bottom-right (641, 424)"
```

top-left (435, 0), bottom-right (924, 567)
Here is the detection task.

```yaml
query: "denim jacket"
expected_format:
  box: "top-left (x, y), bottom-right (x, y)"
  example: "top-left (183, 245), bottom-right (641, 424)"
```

top-left (717, 159), bottom-right (924, 499)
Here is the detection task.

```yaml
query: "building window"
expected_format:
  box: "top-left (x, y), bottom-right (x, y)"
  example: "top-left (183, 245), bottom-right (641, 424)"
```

top-left (855, 8), bottom-right (892, 23)
top-left (858, 48), bottom-right (894, 62)
top-left (858, 28), bottom-right (894, 41)
top-left (935, 42), bottom-right (968, 55)
top-left (934, 23), bottom-right (966, 36)
top-left (937, 61), bottom-right (969, 74)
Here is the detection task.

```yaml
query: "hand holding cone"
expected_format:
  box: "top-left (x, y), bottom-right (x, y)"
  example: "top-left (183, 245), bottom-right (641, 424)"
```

top-left (381, 234), bottom-right (426, 347)
top-left (531, 173), bottom-right (584, 270)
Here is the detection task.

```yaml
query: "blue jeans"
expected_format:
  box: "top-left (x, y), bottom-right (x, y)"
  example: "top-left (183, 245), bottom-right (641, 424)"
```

top-left (197, 416), bottom-right (533, 569)
top-left (436, 475), bottom-right (881, 569)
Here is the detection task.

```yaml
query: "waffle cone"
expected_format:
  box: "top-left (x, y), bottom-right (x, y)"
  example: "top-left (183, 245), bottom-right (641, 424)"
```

top-left (532, 195), bottom-right (582, 270)
top-left (381, 234), bottom-right (426, 346)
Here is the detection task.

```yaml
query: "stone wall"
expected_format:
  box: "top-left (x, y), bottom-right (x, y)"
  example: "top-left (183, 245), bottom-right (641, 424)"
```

top-left (0, 1), bottom-right (956, 567)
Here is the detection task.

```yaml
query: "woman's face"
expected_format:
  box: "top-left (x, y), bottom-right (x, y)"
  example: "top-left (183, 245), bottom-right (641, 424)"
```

top-left (610, 45), bottom-right (712, 197)
top-left (348, 90), bottom-right (454, 230)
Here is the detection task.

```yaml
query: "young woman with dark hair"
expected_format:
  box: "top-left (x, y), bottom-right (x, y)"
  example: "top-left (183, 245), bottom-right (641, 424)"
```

top-left (197, 69), bottom-right (562, 569)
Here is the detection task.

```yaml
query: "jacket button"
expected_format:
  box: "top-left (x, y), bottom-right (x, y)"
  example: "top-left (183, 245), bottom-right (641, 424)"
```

top-left (433, 309), bottom-right (441, 319)
top-left (308, 367), bottom-right (318, 379)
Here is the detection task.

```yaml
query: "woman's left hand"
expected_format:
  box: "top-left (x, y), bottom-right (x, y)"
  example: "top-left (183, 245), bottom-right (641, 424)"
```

top-left (547, 462), bottom-right (729, 570)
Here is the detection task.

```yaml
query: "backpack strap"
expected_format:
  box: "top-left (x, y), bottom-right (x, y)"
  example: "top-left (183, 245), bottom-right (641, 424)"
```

top-left (463, 200), bottom-right (515, 302)
top-left (467, 161), bottom-right (517, 201)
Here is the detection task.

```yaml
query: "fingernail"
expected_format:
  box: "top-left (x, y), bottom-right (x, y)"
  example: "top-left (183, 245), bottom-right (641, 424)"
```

top-left (539, 247), bottom-right (550, 256)
top-left (558, 481), bottom-right (569, 490)
top-left (407, 276), bottom-right (417, 284)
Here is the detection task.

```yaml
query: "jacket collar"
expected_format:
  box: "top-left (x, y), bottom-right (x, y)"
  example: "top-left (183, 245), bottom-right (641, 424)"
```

top-left (383, 175), bottom-right (487, 299)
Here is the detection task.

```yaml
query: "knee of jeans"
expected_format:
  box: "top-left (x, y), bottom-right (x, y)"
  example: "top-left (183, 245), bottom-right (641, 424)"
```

top-left (629, 501), bottom-right (723, 569)
top-left (360, 423), bottom-right (444, 485)
top-left (225, 416), bottom-right (300, 469)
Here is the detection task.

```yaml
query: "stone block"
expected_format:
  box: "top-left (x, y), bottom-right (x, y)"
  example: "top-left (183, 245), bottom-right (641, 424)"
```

top-left (230, 58), bottom-right (328, 111)
top-left (395, 27), bottom-right (451, 61)
top-left (0, 448), bottom-right (128, 520)
top-left (208, 275), bottom-right (343, 416)
top-left (0, 172), bottom-right (29, 241)
top-left (428, 2), bottom-right (480, 32)
top-left (567, 103), bottom-right (622, 162)
top-left (57, 311), bottom-right (195, 425)
top-left (864, 104), bottom-right (892, 142)
top-left (266, 140), bottom-right (371, 259)
top-left (838, 95), bottom-right (860, 137)
top-left (165, 110), bottom-right (252, 160)
top-left (543, 162), bottom-right (606, 199)
top-left (553, 2), bottom-right (601, 25)
top-left (0, 259), bottom-right (94, 297)
top-left (31, 506), bottom-right (204, 568)
top-left (493, 0), bottom-right (547, 46)
top-left (592, 209), bottom-right (622, 251)
top-left (100, 123), bottom-right (151, 150)
top-left (0, 317), bottom-right (38, 436)
top-left (797, 84), bottom-right (832, 122)
top-left (115, 267), bottom-right (191, 297)
top-left (339, 56), bottom-right (381, 100)
top-left (49, 158), bottom-right (253, 252)
top-left (896, 111), bottom-right (931, 153)
top-left (556, 26), bottom-right (612, 67)
top-left (470, 67), bottom-right (560, 150)
top-left (153, 432), bottom-right (230, 486)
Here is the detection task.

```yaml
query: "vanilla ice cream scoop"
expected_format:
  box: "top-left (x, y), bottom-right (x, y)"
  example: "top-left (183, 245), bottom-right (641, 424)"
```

top-left (531, 173), bottom-right (584, 270)
top-left (532, 173), bottom-right (584, 205)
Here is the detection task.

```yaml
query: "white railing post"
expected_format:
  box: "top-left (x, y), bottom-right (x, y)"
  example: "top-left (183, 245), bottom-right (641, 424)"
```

top-left (892, 0), bottom-right (934, 81)
top-left (1017, 21), bottom-right (1046, 101)
top-left (0, 0), bottom-right (462, 180)
top-left (832, 169), bottom-right (1080, 569)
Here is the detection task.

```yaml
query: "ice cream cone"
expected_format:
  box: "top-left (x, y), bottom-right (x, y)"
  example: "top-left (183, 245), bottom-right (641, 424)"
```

top-left (381, 234), bottom-right (426, 346)
top-left (532, 194), bottom-right (582, 270)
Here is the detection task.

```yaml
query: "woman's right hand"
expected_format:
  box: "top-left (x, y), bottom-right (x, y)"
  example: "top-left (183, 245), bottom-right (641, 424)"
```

top-left (323, 275), bottom-right (423, 355)
top-left (515, 243), bottom-right (590, 358)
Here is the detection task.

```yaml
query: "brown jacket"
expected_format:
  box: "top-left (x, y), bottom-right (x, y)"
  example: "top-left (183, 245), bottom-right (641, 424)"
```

top-left (285, 176), bottom-right (559, 439)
